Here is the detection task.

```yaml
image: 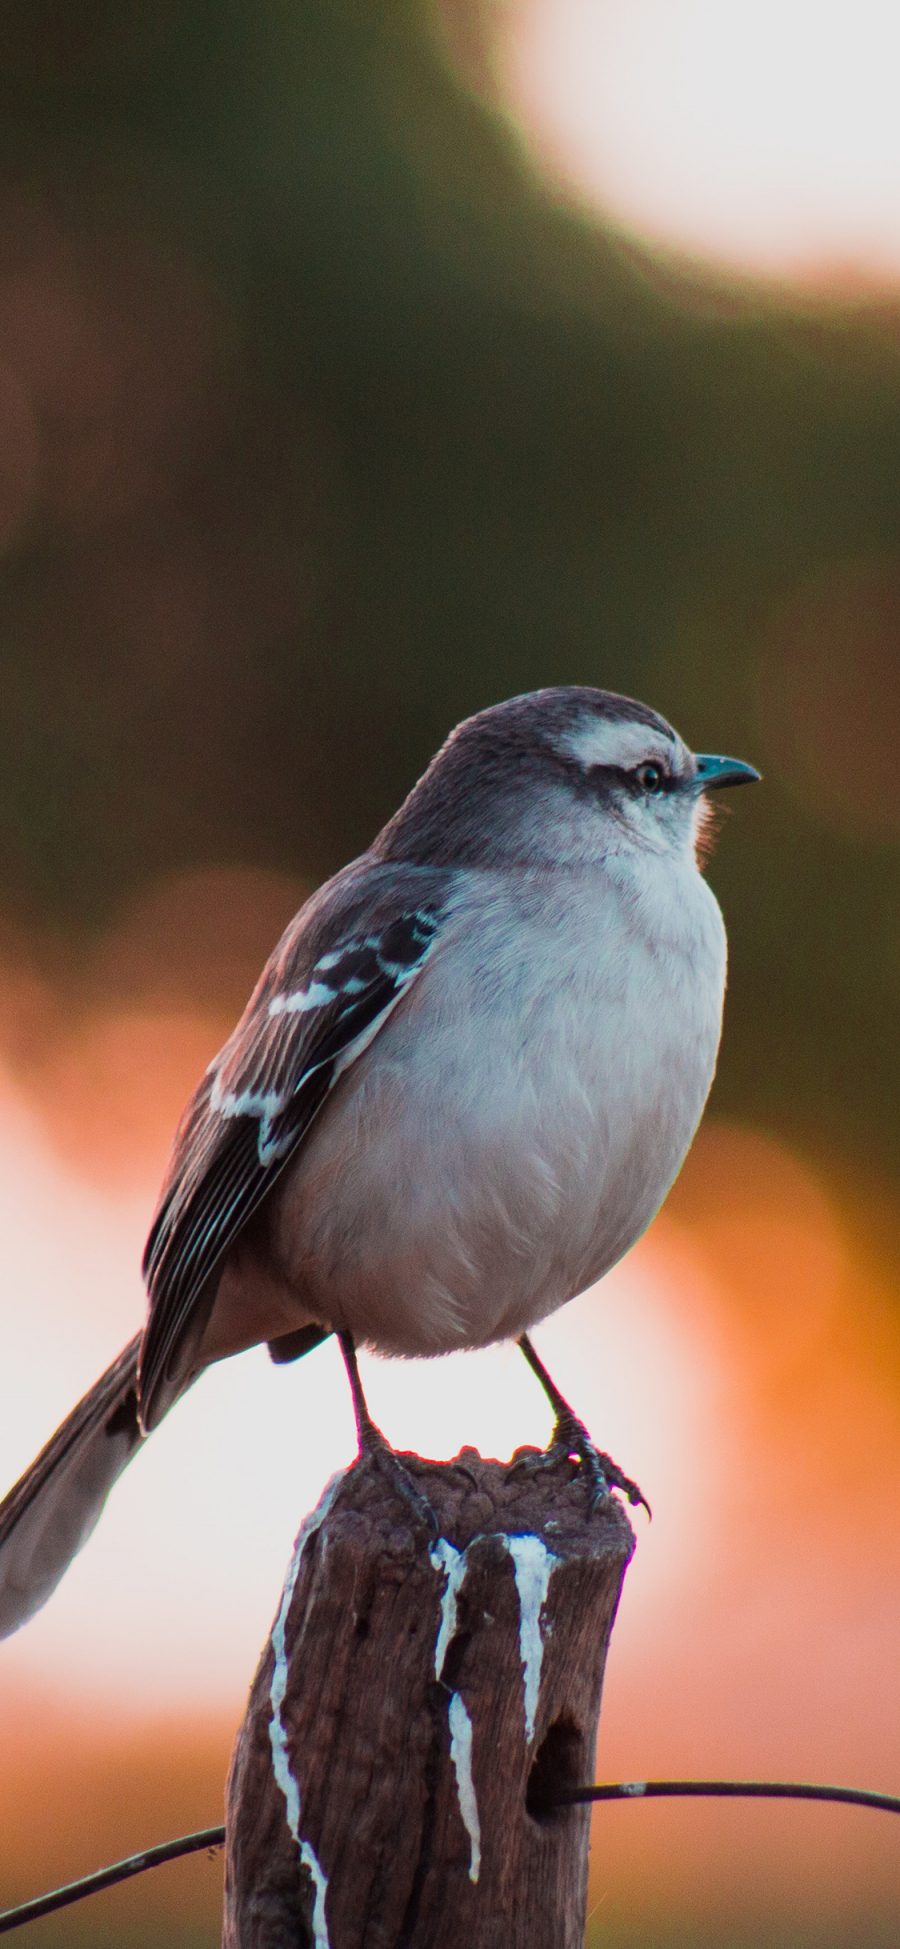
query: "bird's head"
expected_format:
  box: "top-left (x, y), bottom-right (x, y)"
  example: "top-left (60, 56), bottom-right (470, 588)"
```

top-left (378, 686), bottom-right (760, 872)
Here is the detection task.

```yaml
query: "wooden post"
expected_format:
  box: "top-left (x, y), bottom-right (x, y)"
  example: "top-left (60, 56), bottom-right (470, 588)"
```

top-left (223, 1447), bottom-right (634, 1948)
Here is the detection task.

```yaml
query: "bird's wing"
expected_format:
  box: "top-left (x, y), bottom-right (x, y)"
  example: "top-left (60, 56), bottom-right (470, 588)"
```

top-left (138, 860), bottom-right (448, 1426)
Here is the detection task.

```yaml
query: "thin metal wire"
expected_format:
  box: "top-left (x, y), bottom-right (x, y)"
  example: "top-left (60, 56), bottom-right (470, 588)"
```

top-left (554, 1779), bottom-right (900, 1816)
top-left (0, 1827), bottom-right (225, 1936)
top-left (0, 1779), bottom-right (897, 1934)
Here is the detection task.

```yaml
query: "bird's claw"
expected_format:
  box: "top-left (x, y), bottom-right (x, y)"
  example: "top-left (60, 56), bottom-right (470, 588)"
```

top-left (360, 1426), bottom-right (440, 1537)
top-left (508, 1413), bottom-right (650, 1518)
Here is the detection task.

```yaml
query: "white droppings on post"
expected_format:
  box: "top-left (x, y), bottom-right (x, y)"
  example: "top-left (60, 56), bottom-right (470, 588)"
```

top-left (269, 1469), bottom-right (346, 1949)
top-left (301, 1846), bottom-right (331, 1946)
top-left (504, 1534), bottom-right (559, 1743)
top-left (448, 1692), bottom-right (482, 1883)
top-left (429, 1537), bottom-right (468, 1680)
top-left (429, 1527), bottom-right (558, 1876)
top-left (431, 1537), bottom-right (482, 1883)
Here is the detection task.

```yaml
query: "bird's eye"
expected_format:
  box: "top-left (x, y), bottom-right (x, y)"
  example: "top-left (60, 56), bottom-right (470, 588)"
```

top-left (634, 761), bottom-right (665, 794)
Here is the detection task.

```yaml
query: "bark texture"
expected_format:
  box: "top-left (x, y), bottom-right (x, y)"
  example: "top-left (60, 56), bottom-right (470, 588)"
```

top-left (223, 1447), bottom-right (634, 1949)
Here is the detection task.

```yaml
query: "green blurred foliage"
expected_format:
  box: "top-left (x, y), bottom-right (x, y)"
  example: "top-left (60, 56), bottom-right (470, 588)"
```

top-left (0, 0), bottom-right (897, 1200)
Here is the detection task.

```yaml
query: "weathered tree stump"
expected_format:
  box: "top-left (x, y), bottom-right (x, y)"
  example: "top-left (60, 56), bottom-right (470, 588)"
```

top-left (223, 1448), bottom-right (634, 1948)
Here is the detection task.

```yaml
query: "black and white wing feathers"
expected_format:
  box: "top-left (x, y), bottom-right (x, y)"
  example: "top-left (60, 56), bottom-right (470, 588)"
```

top-left (138, 861), bottom-right (447, 1427)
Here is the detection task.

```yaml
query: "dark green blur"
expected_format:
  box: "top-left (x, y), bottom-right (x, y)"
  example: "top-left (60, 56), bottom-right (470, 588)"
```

top-left (0, 0), bottom-right (897, 1204)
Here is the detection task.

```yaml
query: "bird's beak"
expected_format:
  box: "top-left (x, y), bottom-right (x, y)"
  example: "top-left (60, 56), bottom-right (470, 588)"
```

top-left (693, 753), bottom-right (761, 791)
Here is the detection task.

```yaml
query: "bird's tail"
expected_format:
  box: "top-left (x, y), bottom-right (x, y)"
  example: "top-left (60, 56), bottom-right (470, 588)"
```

top-left (0, 1334), bottom-right (147, 1638)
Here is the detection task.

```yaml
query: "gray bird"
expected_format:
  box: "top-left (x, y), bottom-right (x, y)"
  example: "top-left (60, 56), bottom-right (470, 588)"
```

top-left (0, 687), bottom-right (758, 1636)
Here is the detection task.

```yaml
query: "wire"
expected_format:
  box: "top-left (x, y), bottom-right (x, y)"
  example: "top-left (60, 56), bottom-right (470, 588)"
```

top-left (554, 1779), bottom-right (900, 1816)
top-left (0, 1828), bottom-right (225, 1936)
top-left (0, 1779), bottom-right (897, 1934)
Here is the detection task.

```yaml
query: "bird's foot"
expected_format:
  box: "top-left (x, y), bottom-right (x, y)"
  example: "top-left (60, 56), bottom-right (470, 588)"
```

top-left (509, 1412), bottom-right (650, 1517)
top-left (358, 1423), bottom-right (439, 1537)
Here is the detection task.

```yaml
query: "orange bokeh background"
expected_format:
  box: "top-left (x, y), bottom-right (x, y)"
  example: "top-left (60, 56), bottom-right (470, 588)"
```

top-left (0, 868), bottom-right (897, 1942)
top-left (0, 3), bottom-right (898, 1944)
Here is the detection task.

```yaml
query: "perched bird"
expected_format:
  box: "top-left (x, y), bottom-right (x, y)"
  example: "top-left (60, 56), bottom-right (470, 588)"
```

top-left (0, 687), bottom-right (758, 1636)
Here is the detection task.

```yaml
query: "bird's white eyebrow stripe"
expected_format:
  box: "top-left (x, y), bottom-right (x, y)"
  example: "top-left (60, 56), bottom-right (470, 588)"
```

top-left (563, 719), bottom-right (678, 772)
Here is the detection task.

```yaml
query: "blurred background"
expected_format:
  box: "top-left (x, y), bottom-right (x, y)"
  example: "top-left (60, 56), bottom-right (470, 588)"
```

top-left (0, 2), bottom-right (898, 1943)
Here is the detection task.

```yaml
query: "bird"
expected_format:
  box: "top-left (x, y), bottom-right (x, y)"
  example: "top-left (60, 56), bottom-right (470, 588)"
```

top-left (0, 686), bottom-right (758, 1637)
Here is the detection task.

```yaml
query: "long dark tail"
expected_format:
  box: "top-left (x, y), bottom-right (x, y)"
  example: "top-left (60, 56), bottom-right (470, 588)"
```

top-left (0, 1335), bottom-right (146, 1638)
top-left (0, 1321), bottom-right (332, 1639)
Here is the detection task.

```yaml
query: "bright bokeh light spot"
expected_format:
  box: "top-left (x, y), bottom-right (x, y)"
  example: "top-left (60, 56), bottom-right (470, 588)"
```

top-left (488, 0), bottom-right (900, 286)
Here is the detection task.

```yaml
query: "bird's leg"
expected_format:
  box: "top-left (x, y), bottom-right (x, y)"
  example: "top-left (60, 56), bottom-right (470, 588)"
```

top-left (511, 1333), bottom-right (650, 1515)
top-left (338, 1332), bottom-right (438, 1535)
top-left (338, 1329), bottom-right (385, 1451)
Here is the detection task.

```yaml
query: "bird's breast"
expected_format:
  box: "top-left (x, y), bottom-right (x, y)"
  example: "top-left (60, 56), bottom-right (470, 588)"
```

top-left (269, 862), bottom-right (727, 1355)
